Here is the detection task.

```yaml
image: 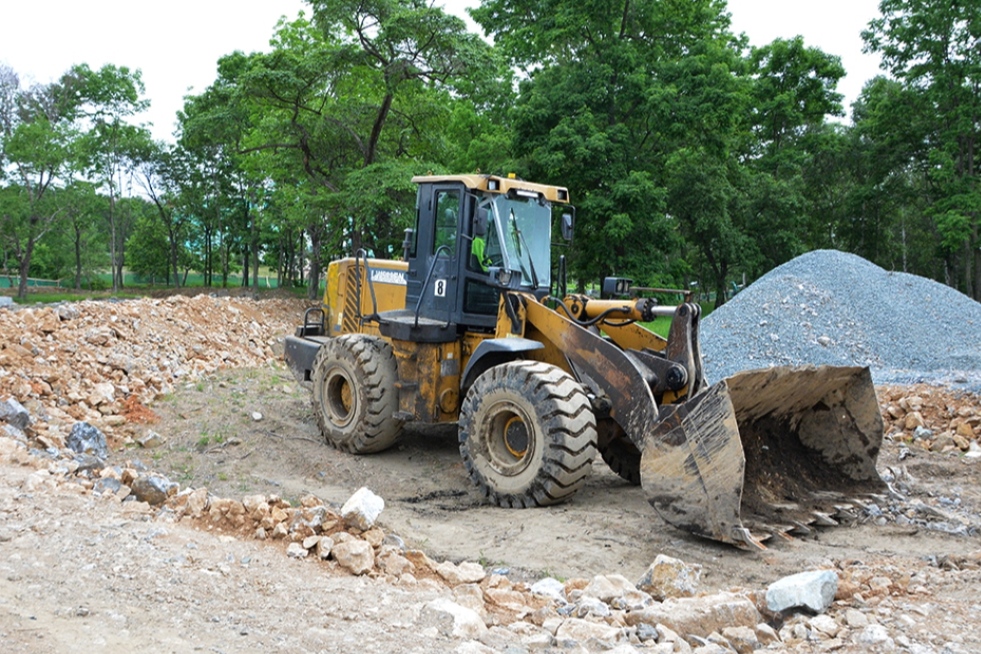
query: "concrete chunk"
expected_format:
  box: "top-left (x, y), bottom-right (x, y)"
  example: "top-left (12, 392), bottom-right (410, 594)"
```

top-left (341, 487), bottom-right (384, 530)
top-left (766, 569), bottom-right (838, 614)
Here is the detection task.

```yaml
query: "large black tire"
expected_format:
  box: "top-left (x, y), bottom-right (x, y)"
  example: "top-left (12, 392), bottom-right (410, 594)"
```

top-left (459, 361), bottom-right (598, 507)
top-left (311, 334), bottom-right (403, 454)
top-left (597, 418), bottom-right (641, 486)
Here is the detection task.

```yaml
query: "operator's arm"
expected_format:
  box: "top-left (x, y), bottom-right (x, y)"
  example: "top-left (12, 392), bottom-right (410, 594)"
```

top-left (471, 236), bottom-right (489, 271)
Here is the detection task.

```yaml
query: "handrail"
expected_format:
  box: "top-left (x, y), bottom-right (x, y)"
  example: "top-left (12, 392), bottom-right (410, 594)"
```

top-left (354, 248), bottom-right (381, 324)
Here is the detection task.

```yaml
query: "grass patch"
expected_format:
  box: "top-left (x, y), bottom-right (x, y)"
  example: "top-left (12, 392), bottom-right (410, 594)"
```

top-left (14, 291), bottom-right (145, 304)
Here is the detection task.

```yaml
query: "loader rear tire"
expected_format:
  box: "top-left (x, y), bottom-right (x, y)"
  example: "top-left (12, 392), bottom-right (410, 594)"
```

top-left (311, 334), bottom-right (403, 454)
top-left (459, 361), bottom-right (597, 507)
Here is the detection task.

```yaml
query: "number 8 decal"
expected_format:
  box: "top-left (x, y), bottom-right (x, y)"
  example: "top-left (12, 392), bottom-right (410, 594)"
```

top-left (435, 279), bottom-right (446, 297)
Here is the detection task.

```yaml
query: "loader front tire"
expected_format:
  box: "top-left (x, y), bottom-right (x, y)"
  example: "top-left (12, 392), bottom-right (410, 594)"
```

top-left (311, 334), bottom-right (403, 454)
top-left (459, 361), bottom-right (598, 507)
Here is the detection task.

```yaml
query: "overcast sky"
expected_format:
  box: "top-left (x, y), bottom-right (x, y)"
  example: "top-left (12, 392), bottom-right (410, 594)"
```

top-left (1, 0), bottom-right (884, 143)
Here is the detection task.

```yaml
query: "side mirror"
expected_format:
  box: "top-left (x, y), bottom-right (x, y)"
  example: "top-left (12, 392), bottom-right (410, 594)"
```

top-left (560, 211), bottom-right (574, 241)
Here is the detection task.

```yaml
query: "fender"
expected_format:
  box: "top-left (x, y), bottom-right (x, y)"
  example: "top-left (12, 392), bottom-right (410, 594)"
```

top-left (462, 337), bottom-right (544, 391)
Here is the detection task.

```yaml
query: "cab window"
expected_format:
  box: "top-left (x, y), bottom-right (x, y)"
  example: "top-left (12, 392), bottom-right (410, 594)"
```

top-left (433, 190), bottom-right (460, 256)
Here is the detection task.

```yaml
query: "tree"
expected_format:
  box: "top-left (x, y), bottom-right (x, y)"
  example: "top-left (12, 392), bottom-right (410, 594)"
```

top-left (740, 37), bottom-right (846, 275)
top-left (126, 202), bottom-right (171, 283)
top-left (177, 6), bottom-right (494, 297)
top-left (864, 0), bottom-right (981, 298)
top-left (0, 66), bottom-right (77, 299)
top-left (133, 141), bottom-right (195, 287)
top-left (474, 0), bottom-right (748, 293)
top-left (69, 64), bottom-right (151, 292)
top-left (49, 182), bottom-right (110, 288)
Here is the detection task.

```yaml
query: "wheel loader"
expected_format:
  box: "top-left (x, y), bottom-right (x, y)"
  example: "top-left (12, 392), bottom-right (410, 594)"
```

top-left (284, 174), bottom-right (885, 550)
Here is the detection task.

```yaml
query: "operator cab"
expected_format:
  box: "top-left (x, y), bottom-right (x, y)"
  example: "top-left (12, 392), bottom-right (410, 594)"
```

top-left (378, 174), bottom-right (572, 341)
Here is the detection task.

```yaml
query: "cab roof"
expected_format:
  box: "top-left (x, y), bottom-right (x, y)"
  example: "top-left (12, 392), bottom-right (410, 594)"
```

top-left (411, 174), bottom-right (570, 204)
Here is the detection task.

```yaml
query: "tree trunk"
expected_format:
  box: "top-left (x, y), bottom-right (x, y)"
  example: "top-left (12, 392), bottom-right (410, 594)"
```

top-left (170, 230), bottom-right (181, 288)
top-left (242, 245), bottom-right (250, 287)
top-left (16, 254), bottom-right (30, 301)
top-left (73, 223), bottom-right (83, 290)
top-left (251, 206), bottom-right (260, 292)
top-left (307, 223), bottom-right (323, 301)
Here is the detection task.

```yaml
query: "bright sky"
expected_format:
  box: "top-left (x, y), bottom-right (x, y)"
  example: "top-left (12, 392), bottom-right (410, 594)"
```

top-left (0, 0), bottom-right (884, 143)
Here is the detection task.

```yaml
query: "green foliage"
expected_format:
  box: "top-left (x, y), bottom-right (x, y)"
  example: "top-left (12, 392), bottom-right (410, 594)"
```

top-left (127, 209), bottom-right (171, 279)
top-left (3, 0), bottom-right (980, 302)
top-left (863, 0), bottom-right (981, 297)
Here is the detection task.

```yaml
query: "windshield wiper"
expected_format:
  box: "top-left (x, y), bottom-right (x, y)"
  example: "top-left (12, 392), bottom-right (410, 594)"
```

top-left (509, 209), bottom-right (539, 289)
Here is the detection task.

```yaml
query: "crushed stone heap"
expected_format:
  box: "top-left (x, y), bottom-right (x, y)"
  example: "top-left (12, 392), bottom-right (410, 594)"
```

top-left (700, 250), bottom-right (981, 391)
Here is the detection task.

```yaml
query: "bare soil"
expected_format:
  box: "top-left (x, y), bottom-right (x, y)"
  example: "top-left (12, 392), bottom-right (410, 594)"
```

top-left (135, 366), bottom-right (981, 588)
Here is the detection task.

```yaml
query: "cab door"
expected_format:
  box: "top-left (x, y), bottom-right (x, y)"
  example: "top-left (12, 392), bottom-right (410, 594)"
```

top-left (407, 183), bottom-right (462, 324)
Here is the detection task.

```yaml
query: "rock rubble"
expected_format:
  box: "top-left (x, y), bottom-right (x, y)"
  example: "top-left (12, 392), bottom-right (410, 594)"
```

top-left (3, 402), bottom-right (981, 652)
top-left (2, 292), bottom-right (981, 651)
top-left (0, 295), bottom-right (303, 441)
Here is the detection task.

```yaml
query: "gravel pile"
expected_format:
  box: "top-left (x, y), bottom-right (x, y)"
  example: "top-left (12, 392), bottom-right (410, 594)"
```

top-left (700, 250), bottom-right (981, 391)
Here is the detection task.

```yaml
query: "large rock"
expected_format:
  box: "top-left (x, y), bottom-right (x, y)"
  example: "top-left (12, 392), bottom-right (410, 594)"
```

top-left (420, 599), bottom-right (487, 639)
top-left (583, 573), bottom-right (652, 611)
top-left (530, 577), bottom-right (567, 604)
top-left (130, 474), bottom-right (178, 505)
top-left (341, 487), bottom-right (384, 530)
top-left (554, 618), bottom-right (621, 646)
top-left (765, 569), bottom-right (838, 614)
top-left (435, 560), bottom-right (486, 585)
top-left (331, 538), bottom-right (375, 575)
top-left (3, 423), bottom-right (27, 443)
top-left (636, 554), bottom-right (702, 600)
top-left (721, 625), bottom-right (760, 654)
top-left (583, 574), bottom-right (638, 602)
top-left (0, 397), bottom-right (30, 431)
top-left (66, 422), bottom-right (109, 459)
top-left (625, 592), bottom-right (761, 639)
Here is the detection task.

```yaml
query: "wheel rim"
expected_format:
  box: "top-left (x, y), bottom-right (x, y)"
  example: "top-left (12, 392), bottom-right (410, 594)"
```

top-left (480, 400), bottom-right (536, 476)
top-left (323, 365), bottom-right (356, 428)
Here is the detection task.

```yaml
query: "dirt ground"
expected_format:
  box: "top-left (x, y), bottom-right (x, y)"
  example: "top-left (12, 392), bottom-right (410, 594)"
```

top-left (2, 296), bottom-right (981, 652)
top-left (125, 365), bottom-right (980, 584)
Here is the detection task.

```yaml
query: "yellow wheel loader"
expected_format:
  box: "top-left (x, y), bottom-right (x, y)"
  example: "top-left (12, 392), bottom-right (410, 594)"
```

top-left (285, 174), bottom-right (885, 549)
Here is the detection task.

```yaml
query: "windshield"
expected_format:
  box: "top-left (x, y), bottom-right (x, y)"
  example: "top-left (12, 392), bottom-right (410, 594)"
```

top-left (486, 195), bottom-right (552, 289)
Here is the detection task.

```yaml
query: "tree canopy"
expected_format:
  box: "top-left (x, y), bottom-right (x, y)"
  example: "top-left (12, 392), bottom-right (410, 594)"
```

top-left (2, 0), bottom-right (979, 305)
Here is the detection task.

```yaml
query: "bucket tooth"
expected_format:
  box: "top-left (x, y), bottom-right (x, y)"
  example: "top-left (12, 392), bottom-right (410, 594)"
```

top-left (790, 522), bottom-right (812, 535)
top-left (812, 512), bottom-right (839, 526)
top-left (731, 527), bottom-right (767, 551)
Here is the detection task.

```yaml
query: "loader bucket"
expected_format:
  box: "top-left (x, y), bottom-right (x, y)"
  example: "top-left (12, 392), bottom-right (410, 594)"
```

top-left (641, 366), bottom-right (885, 549)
